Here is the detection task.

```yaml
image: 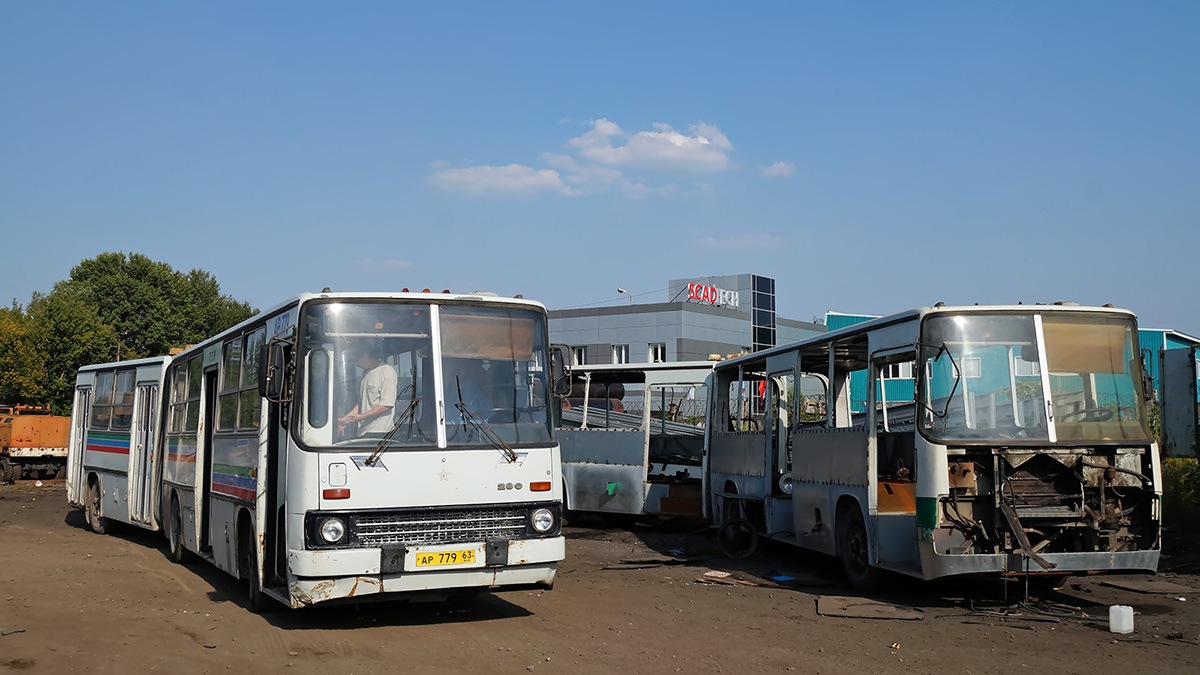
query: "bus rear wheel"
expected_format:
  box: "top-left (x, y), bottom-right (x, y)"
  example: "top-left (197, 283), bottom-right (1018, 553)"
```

top-left (717, 517), bottom-right (759, 559)
top-left (166, 496), bottom-right (192, 564)
top-left (85, 478), bottom-right (108, 535)
top-left (838, 506), bottom-right (882, 592)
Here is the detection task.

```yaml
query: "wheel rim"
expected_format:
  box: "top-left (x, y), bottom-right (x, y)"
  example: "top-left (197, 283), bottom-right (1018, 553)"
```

top-left (847, 520), bottom-right (868, 573)
top-left (88, 484), bottom-right (100, 523)
top-left (171, 504), bottom-right (182, 553)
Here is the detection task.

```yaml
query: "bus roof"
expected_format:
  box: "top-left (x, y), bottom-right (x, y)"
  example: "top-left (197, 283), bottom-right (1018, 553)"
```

top-left (168, 290), bottom-right (552, 362)
top-left (717, 303), bottom-right (1138, 371)
top-left (76, 356), bottom-right (171, 373)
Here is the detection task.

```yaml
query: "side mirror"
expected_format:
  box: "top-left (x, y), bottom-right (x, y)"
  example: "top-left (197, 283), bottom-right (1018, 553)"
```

top-left (1139, 351), bottom-right (1157, 403)
top-left (259, 339), bottom-right (290, 402)
top-left (550, 344), bottom-right (571, 396)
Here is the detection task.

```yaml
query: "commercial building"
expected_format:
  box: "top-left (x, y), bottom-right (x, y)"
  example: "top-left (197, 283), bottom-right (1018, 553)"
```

top-left (548, 274), bottom-right (826, 365)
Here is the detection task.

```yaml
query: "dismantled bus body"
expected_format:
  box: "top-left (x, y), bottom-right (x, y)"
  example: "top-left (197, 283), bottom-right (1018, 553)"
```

top-left (706, 304), bottom-right (1160, 586)
top-left (558, 362), bottom-right (712, 518)
top-left (68, 291), bottom-right (566, 609)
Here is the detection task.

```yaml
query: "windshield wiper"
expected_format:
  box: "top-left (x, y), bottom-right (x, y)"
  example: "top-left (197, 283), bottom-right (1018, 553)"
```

top-left (916, 341), bottom-right (962, 421)
top-left (455, 376), bottom-right (518, 463)
top-left (364, 398), bottom-right (421, 466)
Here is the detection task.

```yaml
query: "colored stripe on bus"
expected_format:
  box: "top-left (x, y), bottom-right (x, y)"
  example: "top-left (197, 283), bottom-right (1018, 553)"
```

top-left (167, 452), bottom-right (197, 463)
top-left (213, 463), bottom-right (254, 476)
top-left (212, 463), bottom-right (257, 501)
top-left (89, 431), bottom-right (131, 441)
top-left (86, 444), bottom-right (131, 455)
top-left (86, 433), bottom-right (131, 455)
top-left (212, 480), bottom-right (256, 501)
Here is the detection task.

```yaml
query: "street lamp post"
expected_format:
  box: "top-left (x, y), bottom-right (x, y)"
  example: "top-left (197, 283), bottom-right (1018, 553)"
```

top-left (617, 288), bottom-right (633, 305)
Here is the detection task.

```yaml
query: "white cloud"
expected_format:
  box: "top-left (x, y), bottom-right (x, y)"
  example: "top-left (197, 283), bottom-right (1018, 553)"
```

top-left (697, 234), bottom-right (784, 250)
top-left (429, 118), bottom-right (734, 198)
top-left (761, 161), bottom-right (795, 178)
top-left (568, 118), bottom-right (733, 172)
top-left (429, 164), bottom-right (570, 196)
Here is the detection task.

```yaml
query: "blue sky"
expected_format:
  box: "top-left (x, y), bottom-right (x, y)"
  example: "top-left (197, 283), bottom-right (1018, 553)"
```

top-left (2, 2), bottom-right (1197, 334)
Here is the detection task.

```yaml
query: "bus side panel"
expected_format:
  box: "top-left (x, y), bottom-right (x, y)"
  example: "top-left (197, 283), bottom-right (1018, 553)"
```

top-left (83, 429), bottom-right (134, 524)
top-left (790, 429), bottom-right (870, 557)
top-left (208, 497), bottom-right (241, 575)
top-left (210, 435), bottom-right (259, 576)
top-left (560, 430), bottom-right (645, 515)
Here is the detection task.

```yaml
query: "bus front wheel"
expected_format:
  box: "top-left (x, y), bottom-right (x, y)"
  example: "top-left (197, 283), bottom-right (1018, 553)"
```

top-left (241, 520), bottom-right (274, 613)
top-left (838, 506), bottom-right (882, 592)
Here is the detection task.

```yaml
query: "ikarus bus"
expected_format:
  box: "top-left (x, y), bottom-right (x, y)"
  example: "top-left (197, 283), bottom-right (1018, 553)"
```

top-left (705, 304), bottom-right (1161, 588)
top-left (67, 291), bottom-right (568, 610)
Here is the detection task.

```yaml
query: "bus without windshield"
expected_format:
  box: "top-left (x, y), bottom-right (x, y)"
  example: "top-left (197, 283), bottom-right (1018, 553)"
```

top-left (705, 304), bottom-right (1160, 588)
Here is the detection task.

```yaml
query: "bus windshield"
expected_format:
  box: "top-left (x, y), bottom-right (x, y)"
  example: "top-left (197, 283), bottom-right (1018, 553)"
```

top-left (299, 301), bottom-right (552, 450)
top-left (919, 312), bottom-right (1151, 444)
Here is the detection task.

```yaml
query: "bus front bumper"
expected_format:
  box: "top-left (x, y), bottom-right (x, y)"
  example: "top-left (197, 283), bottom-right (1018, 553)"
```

top-left (918, 542), bottom-right (1160, 580)
top-left (286, 536), bottom-right (564, 607)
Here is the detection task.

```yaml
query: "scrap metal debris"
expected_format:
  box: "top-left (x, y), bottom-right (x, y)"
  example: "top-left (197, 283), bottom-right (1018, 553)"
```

top-left (694, 570), bottom-right (764, 587)
top-left (602, 557), bottom-right (707, 570)
top-left (816, 596), bottom-right (925, 621)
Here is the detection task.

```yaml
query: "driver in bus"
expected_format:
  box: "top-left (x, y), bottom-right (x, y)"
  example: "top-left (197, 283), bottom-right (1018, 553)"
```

top-left (338, 344), bottom-right (398, 438)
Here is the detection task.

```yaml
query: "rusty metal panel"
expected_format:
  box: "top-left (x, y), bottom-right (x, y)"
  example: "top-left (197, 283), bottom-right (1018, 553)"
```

top-left (708, 432), bottom-right (767, 477)
top-left (563, 462), bottom-right (645, 514)
top-left (792, 428), bottom-right (869, 486)
top-left (558, 429), bottom-right (645, 465)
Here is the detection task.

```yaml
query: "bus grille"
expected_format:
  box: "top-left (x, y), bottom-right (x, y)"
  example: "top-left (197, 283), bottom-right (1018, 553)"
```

top-left (352, 507), bottom-right (528, 547)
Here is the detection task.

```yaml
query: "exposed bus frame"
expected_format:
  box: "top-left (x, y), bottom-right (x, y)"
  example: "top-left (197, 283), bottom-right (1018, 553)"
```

top-left (705, 304), bottom-right (1161, 586)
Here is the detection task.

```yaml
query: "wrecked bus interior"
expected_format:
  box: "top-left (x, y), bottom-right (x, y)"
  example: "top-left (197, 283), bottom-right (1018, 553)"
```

top-left (558, 362), bottom-right (713, 519)
top-left (705, 304), bottom-right (1161, 589)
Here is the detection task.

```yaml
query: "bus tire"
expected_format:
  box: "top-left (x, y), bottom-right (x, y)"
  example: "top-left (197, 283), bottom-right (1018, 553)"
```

top-left (717, 517), bottom-right (759, 559)
top-left (241, 518), bottom-right (274, 614)
top-left (85, 477), bottom-right (109, 535)
top-left (166, 494), bottom-right (192, 564)
top-left (837, 504), bottom-right (882, 592)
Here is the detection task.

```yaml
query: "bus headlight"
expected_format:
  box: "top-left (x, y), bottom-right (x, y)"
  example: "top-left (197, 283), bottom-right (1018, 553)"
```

top-left (320, 517), bottom-right (346, 543)
top-left (531, 508), bottom-right (554, 533)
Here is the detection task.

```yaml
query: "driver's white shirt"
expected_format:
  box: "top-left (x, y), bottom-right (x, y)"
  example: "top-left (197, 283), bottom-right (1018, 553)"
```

top-left (359, 364), bottom-right (398, 434)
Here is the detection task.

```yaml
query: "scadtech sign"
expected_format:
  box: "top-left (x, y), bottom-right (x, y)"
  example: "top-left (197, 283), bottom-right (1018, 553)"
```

top-left (686, 283), bottom-right (740, 309)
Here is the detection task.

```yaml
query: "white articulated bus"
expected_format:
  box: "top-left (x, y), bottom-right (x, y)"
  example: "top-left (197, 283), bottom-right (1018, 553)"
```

top-left (557, 362), bottom-right (714, 519)
top-left (68, 291), bottom-right (567, 610)
top-left (705, 304), bottom-right (1161, 588)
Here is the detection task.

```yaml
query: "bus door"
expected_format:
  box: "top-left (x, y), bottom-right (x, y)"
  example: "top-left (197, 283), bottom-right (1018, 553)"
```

top-left (129, 383), bottom-right (159, 524)
top-left (871, 353), bottom-right (920, 571)
top-left (200, 369), bottom-right (218, 551)
top-left (260, 397), bottom-right (286, 587)
top-left (69, 386), bottom-right (92, 503)
top-left (766, 371), bottom-right (794, 495)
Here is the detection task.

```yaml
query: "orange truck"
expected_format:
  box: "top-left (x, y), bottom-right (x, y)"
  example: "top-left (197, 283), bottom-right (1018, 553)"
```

top-left (0, 405), bottom-right (70, 483)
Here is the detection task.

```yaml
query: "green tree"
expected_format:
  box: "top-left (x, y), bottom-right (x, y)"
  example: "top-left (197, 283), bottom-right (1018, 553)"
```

top-left (0, 305), bottom-right (46, 405)
top-left (58, 252), bottom-right (256, 358)
top-left (0, 252), bottom-right (256, 412)
top-left (27, 288), bottom-right (117, 414)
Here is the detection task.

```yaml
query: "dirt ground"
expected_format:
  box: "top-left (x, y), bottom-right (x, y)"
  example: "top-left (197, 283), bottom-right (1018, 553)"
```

top-left (2, 480), bottom-right (1198, 674)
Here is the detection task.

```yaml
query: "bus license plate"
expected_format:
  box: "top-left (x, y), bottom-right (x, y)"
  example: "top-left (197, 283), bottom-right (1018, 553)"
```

top-left (407, 546), bottom-right (483, 570)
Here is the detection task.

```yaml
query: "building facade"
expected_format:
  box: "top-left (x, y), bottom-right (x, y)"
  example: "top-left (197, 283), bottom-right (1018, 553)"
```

top-left (549, 274), bottom-right (825, 365)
